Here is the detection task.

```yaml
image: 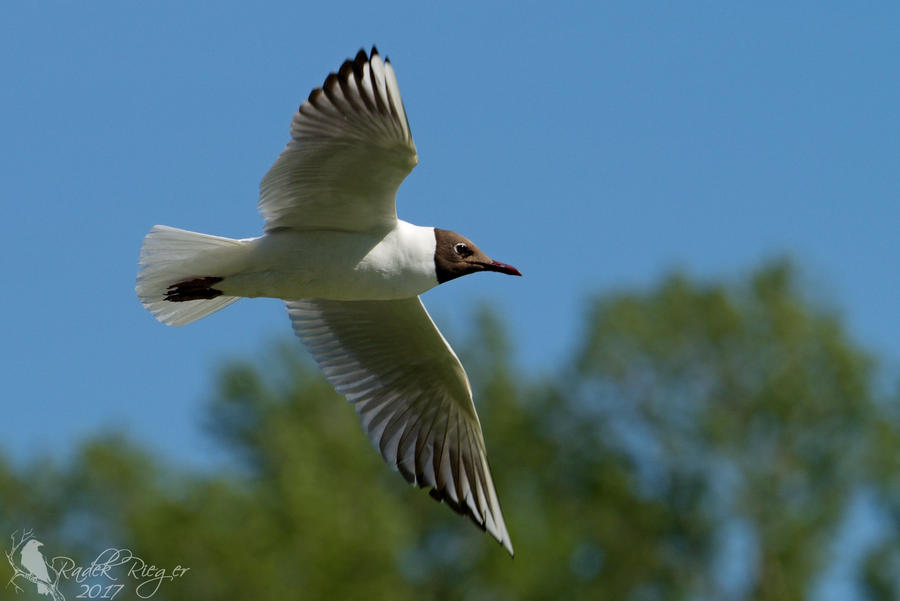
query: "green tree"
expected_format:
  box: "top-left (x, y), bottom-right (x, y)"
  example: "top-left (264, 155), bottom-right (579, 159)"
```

top-left (575, 261), bottom-right (900, 599)
top-left (2, 261), bottom-right (898, 600)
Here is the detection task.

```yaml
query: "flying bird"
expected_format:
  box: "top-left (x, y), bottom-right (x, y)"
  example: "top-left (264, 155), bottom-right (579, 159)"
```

top-left (137, 47), bottom-right (519, 554)
top-left (20, 539), bottom-right (52, 596)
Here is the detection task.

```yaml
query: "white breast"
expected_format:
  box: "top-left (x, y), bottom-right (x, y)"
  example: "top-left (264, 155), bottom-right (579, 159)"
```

top-left (221, 220), bottom-right (438, 301)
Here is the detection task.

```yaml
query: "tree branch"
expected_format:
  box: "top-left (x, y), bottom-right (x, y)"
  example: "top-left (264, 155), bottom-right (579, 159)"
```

top-left (4, 530), bottom-right (66, 600)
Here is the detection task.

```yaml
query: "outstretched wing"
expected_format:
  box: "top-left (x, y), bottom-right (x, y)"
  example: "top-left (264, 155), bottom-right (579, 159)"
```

top-left (259, 47), bottom-right (418, 232)
top-left (286, 297), bottom-right (513, 554)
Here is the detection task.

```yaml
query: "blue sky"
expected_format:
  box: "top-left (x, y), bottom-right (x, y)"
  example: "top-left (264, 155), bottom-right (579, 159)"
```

top-left (1, 2), bottom-right (898, 469)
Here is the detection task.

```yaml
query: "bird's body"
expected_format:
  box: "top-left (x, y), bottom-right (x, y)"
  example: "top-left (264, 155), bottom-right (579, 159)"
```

top-left (20, 539), bottom-right (51, 595)
top-left (137, 47), bottom-right (519, 554)
top-left (219, 220), bottom-right (437, 301)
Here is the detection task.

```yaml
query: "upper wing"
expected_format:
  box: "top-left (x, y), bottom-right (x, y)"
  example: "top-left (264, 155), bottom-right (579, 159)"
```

top-left (259, 47), bottom-right (418, 232)
top-left (286, 297), bottom-right (513, 555)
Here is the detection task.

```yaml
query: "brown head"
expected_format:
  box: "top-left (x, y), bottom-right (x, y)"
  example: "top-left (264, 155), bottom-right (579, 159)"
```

top-left (433, 228), bottom-right (522, 284)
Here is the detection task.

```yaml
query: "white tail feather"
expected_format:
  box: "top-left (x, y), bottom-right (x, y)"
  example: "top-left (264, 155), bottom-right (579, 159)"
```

top-left (137, 225), bottom-right (244, 326)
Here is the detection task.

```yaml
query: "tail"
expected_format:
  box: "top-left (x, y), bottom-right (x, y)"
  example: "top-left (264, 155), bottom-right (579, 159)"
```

top-left (137, 225), bottom-right (244, 326)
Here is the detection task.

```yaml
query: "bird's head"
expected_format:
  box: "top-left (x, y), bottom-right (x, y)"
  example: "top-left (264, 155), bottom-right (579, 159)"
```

top-left (433, 228), bottom-right (521, 284)
top-left (23, 539), bottom-right (43, 551)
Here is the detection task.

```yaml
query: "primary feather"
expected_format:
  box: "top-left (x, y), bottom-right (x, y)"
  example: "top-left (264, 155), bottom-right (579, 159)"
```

top-left (137, 47), bottom-right (515, 555)
top-left (259, 48), bottom-right (418, 232)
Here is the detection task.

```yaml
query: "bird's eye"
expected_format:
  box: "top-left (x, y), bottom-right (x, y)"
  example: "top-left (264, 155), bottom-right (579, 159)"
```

top-left (454, 243), bottom-right (471, 257)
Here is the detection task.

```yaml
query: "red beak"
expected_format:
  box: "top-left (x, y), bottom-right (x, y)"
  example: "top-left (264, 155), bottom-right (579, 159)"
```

top-left (481, 260), bottom-right (522, 277)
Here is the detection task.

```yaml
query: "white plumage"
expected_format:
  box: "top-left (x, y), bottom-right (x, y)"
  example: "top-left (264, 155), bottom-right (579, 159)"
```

top-left (137, 47), bottom-right (516, 554)
top-left (20, 539), bottom-right (51, 596)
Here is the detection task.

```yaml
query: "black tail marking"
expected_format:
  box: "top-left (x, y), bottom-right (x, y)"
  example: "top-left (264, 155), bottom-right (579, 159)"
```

top-left (165, 277), bottom-right (224, 302)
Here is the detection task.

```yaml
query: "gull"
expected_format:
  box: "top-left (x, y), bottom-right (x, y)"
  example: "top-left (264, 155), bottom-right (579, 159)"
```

top-left (137, 47), bottom-right (520, 554)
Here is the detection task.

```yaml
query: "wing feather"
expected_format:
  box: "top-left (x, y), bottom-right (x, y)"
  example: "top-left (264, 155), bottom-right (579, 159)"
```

top-left (286, 297), bottom-right (513, 554)
top-left (259, 47), bottom-right (417, 232)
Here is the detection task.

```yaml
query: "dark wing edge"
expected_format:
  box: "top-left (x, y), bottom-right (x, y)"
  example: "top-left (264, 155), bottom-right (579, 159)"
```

top-left (286, 298), bottom-right (513, 555)
top-left (259, 47), bottom-right (418, 232)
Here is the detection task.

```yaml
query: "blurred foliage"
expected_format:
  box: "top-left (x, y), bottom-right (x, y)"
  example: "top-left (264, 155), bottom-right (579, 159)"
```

top-left (4, 260), bottom-right (900, 600)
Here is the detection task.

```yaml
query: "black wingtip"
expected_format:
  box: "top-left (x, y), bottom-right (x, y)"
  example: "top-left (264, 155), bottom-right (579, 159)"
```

top-left (338, 59), bottom-right (354, 78)
top-left (308, 86), bottom-right (324, 105)
top-left (371, 44), bottom-right (380, 58)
